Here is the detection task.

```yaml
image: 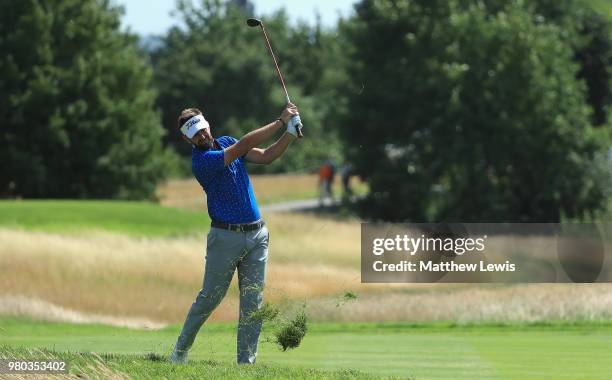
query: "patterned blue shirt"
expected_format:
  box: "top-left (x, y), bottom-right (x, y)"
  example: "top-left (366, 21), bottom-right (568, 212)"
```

top-left (192, 136), bottom-right (261, 224)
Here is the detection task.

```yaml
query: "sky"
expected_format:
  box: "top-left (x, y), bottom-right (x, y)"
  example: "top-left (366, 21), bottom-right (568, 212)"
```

top-left (117, 0), bottom-right (357, 36)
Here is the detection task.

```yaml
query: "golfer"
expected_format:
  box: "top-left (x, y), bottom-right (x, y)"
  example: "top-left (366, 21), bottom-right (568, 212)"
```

top-left (170, 103), bottom-right (301, 365)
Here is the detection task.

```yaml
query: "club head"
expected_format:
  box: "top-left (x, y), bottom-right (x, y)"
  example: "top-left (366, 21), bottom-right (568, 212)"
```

top-left (246, 18), bottom-right (262, 27)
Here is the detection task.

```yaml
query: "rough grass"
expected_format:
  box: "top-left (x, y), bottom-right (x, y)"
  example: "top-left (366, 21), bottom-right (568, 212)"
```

top-left (309, 283), bottom-right (612, 323)
top-left (0, 209), bottom-right (377, 326)
top-left (2, 222), bottom-right (612, 325)
top-left (0, 345), bottom-right (385, 380)
top-left (0, 213), bottom-right (380, 324)
top-left (2, 198), bottom-right (612, 328)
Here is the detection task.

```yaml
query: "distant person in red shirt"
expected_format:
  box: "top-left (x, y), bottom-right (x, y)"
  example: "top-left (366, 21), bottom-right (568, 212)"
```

top-left (318, 160), bottom-right (335, 206)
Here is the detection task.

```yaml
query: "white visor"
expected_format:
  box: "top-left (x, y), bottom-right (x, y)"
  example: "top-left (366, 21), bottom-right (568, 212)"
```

top-left (180, 115), bottom-right (209, 138)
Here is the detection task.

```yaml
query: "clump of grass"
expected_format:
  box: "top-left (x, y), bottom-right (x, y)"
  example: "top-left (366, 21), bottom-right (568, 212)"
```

top-left (145, 352), bottom-right (164, 362)
top-left (336, 290), bottom-right (359, 307)
top-left (343, 290), bottom-right (358, 301)
top-left (252, 302), bottom-right (309, 352)
top-left (275, 311), bottom-right (308, 351)
top-left (248, 302), bottom-right (280, 322)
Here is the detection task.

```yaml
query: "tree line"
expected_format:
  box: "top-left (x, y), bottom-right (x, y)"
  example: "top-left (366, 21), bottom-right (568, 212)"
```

top-left (1, 0), bottom-right (611, 222)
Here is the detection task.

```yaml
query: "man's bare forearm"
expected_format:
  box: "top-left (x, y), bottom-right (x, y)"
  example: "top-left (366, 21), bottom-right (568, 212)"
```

top-left (261, 132), bottom-right (296, 163)
top-left (240, 120), bottom-right (284, 151)
top-left (225, 120), bottom-right (285, 164)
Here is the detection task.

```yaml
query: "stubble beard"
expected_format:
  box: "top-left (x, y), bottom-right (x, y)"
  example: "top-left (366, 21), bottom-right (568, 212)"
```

top-left (195, 139), bottom-right (213, 151)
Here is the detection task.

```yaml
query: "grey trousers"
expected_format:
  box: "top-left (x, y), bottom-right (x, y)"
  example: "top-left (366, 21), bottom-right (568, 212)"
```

top-left (174, 224), bottom-right (269, 364)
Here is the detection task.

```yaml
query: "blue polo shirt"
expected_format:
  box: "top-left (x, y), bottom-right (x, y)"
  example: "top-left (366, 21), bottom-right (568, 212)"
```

top-left (192, 136), bottom-right (261, 224)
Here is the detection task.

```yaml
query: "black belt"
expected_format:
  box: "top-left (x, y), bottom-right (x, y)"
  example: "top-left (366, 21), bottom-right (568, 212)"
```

top-left (211, 219), bottom-right (265, 232)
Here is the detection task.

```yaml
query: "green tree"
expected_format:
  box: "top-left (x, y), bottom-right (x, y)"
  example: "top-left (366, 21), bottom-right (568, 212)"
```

top-left (339, 0), bottom-right (610, 222)
top-left (574, 10), bottom-right (611, 126)
top-left (466, 0), bottom-right (612, 126)
top-left (0, 0), bottom-right (171, 199)
top-left (152, 0), bottom-right (343, 173)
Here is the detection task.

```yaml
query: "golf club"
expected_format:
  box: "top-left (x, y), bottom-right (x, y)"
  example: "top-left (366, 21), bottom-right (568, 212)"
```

top-left (247, 17), bottom-right (304, 138)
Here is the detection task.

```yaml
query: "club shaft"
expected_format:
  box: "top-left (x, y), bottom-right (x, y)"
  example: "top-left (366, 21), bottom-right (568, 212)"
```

top-left (256, 22), bottom-right (302, 138)
top-left (260, 24), bottom-right (291, 104)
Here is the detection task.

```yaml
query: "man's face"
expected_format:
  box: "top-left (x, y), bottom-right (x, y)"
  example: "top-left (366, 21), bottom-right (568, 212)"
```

top-left (189, 127), bottom-right (213, 150)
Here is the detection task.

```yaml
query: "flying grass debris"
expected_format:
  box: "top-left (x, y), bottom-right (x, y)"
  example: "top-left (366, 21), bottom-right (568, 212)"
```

top-left (253, 292), bottom-right (357, 351)
top-left (336, 290), bottom-right (359, 307)
top-left (251, 303), bottom-right (308, 351)
top-left (275, 311), bottom-right (308, 351)
top-left (248, 302), bottom-right (280, 322)
top-left (343, 290), bottom-right (358, 301)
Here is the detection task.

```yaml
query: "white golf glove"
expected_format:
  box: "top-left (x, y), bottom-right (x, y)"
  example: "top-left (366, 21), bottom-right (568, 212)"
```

top-left (287, 115), bottom-right (302, 137)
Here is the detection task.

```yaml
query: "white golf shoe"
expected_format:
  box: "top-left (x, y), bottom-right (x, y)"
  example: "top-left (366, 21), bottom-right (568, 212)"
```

top-left (170, 348), bottom-right (188, 364)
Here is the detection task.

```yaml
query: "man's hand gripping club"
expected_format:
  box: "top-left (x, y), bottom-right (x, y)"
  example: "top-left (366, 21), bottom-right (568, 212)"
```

top-left (223, 103), bottom-right (301, 166)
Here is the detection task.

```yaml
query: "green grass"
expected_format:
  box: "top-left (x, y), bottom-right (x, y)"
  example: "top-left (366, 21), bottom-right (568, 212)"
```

top-left (1, 318), bottom-right (612, 379)
top-left (0, 200), bottom-right (210, 237)
top-left (0, 346), bottom-right (381, 380)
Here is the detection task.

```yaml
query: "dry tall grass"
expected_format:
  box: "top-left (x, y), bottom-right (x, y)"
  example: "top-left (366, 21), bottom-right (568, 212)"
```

top-left (0, 347), bottom-right (130, 380)
top-left (0, 212), bottom-right (378, 326)
top-left (0, 295), bottom-right (165, 329)
top-left (3, 211), bottom-right (612, 327)
top-left (308, 284), bottom-right (612, 322)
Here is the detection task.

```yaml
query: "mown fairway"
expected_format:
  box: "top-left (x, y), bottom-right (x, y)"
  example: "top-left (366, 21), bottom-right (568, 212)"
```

top-left (2, 318), bottom-right (612, 379)
top-left (0, 200), bottom-right (210, 237)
